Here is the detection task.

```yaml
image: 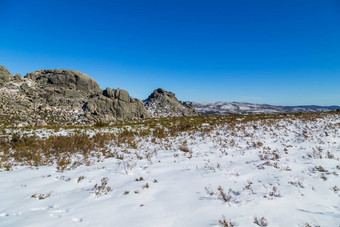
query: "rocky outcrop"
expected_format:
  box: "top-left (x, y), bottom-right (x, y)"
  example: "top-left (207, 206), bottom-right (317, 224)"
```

top-left (84, 88), bottom-right (149, 121)
top-left (0, 65), bottom-right (13, 86)
top-left (144, 88), bottom-right (198, 117)
top-left (0, 81), bottom-right (81, 127)
top-left (14, 74), bottom-right (23, 81)
top-left (24, 69), bottom-right (101, 111)
top-left (0, 67), bottom-right (150, 126)
top-left (25, 69), bottom-right (101, 95)
top-left (21, 69), bottom-right (149, 122)
top-left (0, 66), bottom-right (202, 126)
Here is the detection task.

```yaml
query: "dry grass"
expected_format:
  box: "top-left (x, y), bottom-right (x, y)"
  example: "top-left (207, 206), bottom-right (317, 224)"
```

top-left (0, 111), bottom-right (339, 171)
top-left (218, 216), bottom-right (235, 227)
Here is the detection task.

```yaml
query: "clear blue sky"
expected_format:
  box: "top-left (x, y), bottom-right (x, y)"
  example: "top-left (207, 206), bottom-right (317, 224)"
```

top-left (1, 0), bottom-right (339, 105)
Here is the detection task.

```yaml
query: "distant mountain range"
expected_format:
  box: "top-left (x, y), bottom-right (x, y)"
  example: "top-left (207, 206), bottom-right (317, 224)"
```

top-left (191, 102), bottom-right (340, 115)
top-left (285, 105), bottom-right (340, 110)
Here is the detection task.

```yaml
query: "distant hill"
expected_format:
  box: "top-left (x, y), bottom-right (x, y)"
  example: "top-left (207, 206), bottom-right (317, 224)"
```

top-left (284, 105), bottom-right (340, 110)
top-left (192, 102), bottom-right (339, 115)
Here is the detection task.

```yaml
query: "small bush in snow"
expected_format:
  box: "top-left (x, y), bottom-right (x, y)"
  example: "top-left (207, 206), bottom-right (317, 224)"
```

top-left (93, 177), bottom-right (111, 197)
top-left (218, 216), bottom-right (235, 227)
top-left (77, 176), bottom-right (85, 183)
top-left (254, 217), bottom-right (268, 226)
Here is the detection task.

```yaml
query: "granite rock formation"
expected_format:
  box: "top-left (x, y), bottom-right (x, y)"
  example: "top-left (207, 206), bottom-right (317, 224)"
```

top-left (0, 65), bottom-right (13, 86)
top-left (144, 88), bottom-right (198, 117)
top-left (0, 67), bottom-right (149, 126)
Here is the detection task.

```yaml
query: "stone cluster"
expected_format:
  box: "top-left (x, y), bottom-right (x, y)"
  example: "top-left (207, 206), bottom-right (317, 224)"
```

top-left (144, 88), bottom-right (198, 117)
top-left (0, 66), bottom-right (198, 126)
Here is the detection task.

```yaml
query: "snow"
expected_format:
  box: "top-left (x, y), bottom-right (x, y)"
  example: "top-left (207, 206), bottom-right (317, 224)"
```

top-left (0, 81), bottom-right (31, 94)
top-left (1, 114), bottom-right (340, 226)
top-left (0, 87), bottom-right (20, 94)
top-left (193, 102), bottom-right (330, 115)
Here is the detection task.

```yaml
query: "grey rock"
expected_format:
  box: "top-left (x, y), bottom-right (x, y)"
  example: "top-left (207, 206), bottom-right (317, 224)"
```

top-left (17, 101), bottom-right (31, 109)
top-left (115, 89), bottom-right (130, 102)
top-left (20, 83), bottom-right (32, 93)
top-left (46, 95), bottom-right (58, 106)
top-left (85, 88), bottom-right (149, 119)
top-left (25, 69), bottom-right (101, 95)
top-left (71, 102), bottom-right (83, 111)
top-left (94, 88), bottom-right (149, 120)
top-left (1, 66), bottom-right (150, 124)
top-left (144, 88), bottom-right (198, 117)
top-left (14, 73), bottom-right (23, 81)
top-left (39, 104), bottom-right (50, 111)
top-left (83, 98), bottom-right (98, 114)
top-left (63, 89), bottom-right (84, 98)
top-left (22, 117), bottom-right (32, 122)
top-left (24, 69), bottom-right (100, 108)
top-left (103, 87), bottom-right (114, 98)
top-left (35, 120), bottom-right (47, 126)
top-left (84, 93), bottom-right (149, 120)
top-left (0, 65), bottom-right (13, 85)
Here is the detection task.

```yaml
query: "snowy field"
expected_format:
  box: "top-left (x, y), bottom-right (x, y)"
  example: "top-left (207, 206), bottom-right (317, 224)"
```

top-left (0, 113), bottom-right (340, 227)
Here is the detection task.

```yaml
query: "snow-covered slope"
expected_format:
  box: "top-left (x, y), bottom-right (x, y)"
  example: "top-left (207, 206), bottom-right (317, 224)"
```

top-left (192, 102), bottom-right (335, 115)
top-left (1, 113), bottom-right (340, 226)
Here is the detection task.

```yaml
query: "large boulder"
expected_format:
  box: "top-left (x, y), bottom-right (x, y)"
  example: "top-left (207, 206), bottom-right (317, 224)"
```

top-left (103, 87), bottom-right (114, 98)
top-left (144, 88), bottom-right (198, 117)
top-left (0, 65), bottom-right (13, 86)
top-left (84, 88), bottom-right (149, 120)
top-left (14, 73), bottom-right (23, 81)
top-left (115, 89), bottom-right (130, 102)
top-left (24, 69), bottom-right (102, 108)
top-left (25, 69), bottom-right (101, 95)
top-left (103, 88), bottom-right (130, 102)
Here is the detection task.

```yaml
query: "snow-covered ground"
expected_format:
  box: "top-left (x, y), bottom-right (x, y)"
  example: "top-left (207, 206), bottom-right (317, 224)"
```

top-left (1, 114), bottom-right (340, 227)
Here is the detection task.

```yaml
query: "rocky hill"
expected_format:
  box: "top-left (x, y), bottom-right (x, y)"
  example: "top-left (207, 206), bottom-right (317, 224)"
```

top-left (144, 88), bottom-right (198, 117)
top-left (0, 66), bottom-right (149, 126)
